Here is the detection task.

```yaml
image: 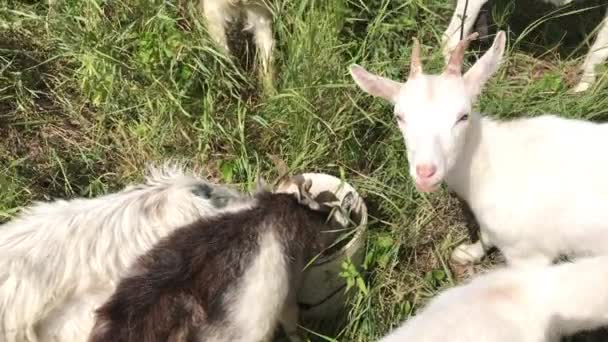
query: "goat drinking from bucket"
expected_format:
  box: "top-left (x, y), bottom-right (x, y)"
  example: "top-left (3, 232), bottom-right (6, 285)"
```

top-left (350, 31), bottom-right (608, 268)
top-left (87, 177), bottom-right (350, 342)
top-left (0, 164), bottom-right (253, 342)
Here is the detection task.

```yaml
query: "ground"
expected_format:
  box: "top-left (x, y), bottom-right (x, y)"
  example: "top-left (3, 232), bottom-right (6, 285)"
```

top-left (1, 0), bottom-right (608, 341)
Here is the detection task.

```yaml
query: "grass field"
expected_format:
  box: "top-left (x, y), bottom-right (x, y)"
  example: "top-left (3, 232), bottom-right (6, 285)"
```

top-left (2, 0), bottom-right (608, 341)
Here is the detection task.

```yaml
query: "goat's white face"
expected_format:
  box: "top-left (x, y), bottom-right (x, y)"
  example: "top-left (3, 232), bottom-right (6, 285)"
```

top-left (350, 31), bottom-right (506, 192)
top-left (394, 75), bottom-right (471, 192)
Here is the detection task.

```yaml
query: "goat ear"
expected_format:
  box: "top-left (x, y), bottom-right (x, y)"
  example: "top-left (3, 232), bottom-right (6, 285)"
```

top-left (349, 64), bottom-right (402, 104)
top-left (463, 31), bottom-right (506, 99)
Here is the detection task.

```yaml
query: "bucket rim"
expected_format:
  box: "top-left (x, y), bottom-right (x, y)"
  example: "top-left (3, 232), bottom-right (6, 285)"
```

top-left (290, 172), bottom-right (368, 266)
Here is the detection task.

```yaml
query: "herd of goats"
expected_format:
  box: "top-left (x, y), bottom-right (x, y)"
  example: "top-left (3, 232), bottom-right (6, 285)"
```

top-left (2, 0), bottom-right (608, 341)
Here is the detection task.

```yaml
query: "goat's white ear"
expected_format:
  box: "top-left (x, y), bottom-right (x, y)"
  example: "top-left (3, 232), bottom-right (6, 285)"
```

top-left (463, 31), bottom-right (506, 99)
top-left (349, 64), bottom-right (402, 104)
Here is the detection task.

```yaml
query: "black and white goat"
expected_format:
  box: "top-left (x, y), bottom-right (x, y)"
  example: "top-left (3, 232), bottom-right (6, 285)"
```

top-left (88, 176), bottom-right (350, 342)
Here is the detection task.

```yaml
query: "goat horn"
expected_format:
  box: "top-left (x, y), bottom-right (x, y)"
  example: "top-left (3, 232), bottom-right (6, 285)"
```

top-left (409, 37), bottom-right (422, 78)
top-left (443, 32), bottom-right (479, 76)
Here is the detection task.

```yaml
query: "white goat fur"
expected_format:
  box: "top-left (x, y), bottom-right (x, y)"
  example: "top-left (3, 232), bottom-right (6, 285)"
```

top-left (199, 0), bottom-right (274, 85)
top-left (350, 31), bottom-right (608, 268)
top-left (380, 256), bottom-right (608, 342)
top-left (443, 0), bottom-right (608, 92)
top-left (0, 164), bottom-right (254, 342)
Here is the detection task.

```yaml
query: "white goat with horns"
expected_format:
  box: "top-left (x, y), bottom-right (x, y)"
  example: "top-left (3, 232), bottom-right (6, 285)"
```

top-left (0, 164), bottom-right (254, 342)
top-left (350, 31), bottom-right (608, 268)
top-left (442, 0), bottom-right (608, 92)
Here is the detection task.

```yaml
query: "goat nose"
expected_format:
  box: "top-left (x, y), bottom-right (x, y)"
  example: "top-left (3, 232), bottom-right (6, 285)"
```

top-left (416, 164), bottom-right (437, 178)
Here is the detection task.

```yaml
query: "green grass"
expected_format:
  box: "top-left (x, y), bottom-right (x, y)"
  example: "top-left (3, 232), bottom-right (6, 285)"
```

top-left (2, 0), bottom-right (608, 341)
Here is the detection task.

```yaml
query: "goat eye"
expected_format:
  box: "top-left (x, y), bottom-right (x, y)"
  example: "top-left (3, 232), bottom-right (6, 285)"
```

top-left (457, 114), bottom-right (469, 123)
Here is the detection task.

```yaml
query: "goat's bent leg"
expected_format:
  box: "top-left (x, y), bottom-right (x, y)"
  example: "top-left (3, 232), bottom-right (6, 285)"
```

top-left (200, 0), bottom-right (230, 53)
top-left (506, 255), bottom-right (553, 269)
top-left (246, 3), bottom-right (275, 91)
top-left (574, 11), bottom-right (608, 92)
top-left (502, 248), bottom-right (553, 269)
top-left (442, 0), bottom-right (489, 62)
top-left (451, 228), bottom-right (493, 265)
top-left (451, 241), bottom-right (485, 265)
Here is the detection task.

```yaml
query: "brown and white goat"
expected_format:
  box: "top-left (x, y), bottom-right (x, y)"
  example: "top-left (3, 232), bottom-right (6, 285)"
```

top-left (88, 177), bottom-right (349, 342)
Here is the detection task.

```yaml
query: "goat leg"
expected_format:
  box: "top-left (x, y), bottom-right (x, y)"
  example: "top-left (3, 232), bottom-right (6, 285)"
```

top-left (442, 0), bottom-right (489, 63)
top-left (574, 10), bottom-right (608, 92)
top-left (246, 2), bottom-right (275, 92)
top-left (201, 0), bottom-right (231, 52)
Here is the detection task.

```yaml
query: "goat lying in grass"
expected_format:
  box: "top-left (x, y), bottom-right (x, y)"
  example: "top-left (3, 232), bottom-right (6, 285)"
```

top-left (88, 177), bottom-right (348, 342)
top-left (199, 0), bottom-right (275, 90)
top-left (350, 31), bottom-right (608, 268)
top-left (442, 0), bottom-right (608, 92)
top-left (0, 164), bottom-right (253, 342)
top-left (379, 256), bottom-right (608, 342)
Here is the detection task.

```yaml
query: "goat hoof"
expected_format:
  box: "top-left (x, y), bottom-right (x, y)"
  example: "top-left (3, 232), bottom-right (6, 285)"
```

top-left (451, 243), bottom-right (483, 265)
top-left (261, 74), bottom-right (276, 95)
top-left (572, 81), bottom-right (592, 93)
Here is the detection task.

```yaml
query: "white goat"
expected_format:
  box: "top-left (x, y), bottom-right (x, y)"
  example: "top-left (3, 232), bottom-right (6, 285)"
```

top-left (199, 0), bottom-right (275, 89)
top-left (379, 256), bottom-right (608, 342)
top-left (350, 31), bottom-right (608, 268)
top-left (442, 0), bottom-right (608, 92)
top-left (0, 164), bottom-right (254, 342)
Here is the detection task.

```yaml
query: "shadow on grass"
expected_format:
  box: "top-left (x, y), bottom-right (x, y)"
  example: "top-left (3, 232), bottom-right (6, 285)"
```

top-left (466, 0), bottom-right (607, 60)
